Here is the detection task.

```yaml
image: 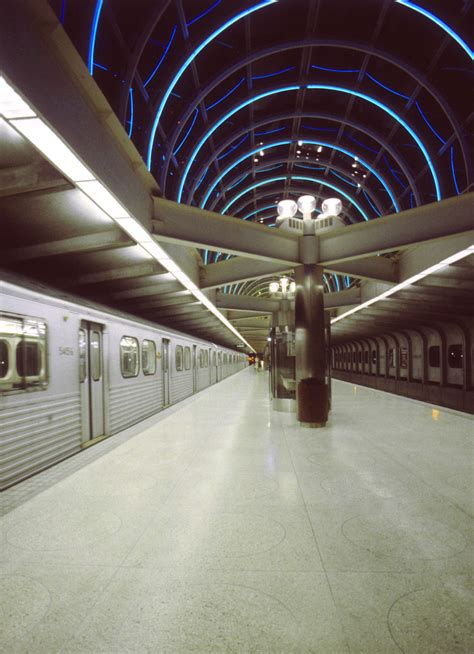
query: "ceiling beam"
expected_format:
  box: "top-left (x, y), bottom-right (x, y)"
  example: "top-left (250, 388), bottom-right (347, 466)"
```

top-left (318, 194), bottom-right (473, 264)
top-left (200, 257), bottom-right (293, 289)
top-left (323, 256), bottom-right (398, 283)
top-left (1, 229), bottom-right (131, 263)
top-left (153, 197), bottom-right (299, 265)
top-left (324, 287), bottom-right (361, 308)
top-left (70, 262), bottom-right (165, 286)
top-left (216, 293), bottom-right (279, 313)
top-left (108, 277), bottom-right (182, 299)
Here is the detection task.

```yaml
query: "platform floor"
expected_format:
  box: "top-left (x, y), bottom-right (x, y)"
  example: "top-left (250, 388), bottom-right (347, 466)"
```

top-left (1, 368), bottom-right (473, 653)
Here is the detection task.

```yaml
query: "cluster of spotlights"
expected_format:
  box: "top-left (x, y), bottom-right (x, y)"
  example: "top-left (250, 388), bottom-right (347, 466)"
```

top-left (269, 277), bottom-right (296, 295)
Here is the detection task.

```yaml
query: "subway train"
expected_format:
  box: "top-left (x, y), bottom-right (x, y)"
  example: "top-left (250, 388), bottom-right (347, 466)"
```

top-left (0, 276), bottom-right (247, 490)
top-left (331, 323), bottom-right (474, 414)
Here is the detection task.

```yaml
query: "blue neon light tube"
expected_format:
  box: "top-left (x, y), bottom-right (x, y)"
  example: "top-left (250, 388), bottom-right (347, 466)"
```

top-left (242, 204), bottom-right (276, 220)
top-left (146, 0), bottom-right (277, 170)
top-left (88, 0), bottom-right (104, 75)
top-left (199, 139), bottom-right (399, 211)
top-left (178, 87), bottom-right (298, 202)
top-left (182, 84), bottom-right (437, 204)
top-left (306, 85), bottom-right (441, 200)
top-left (127, 88), bottom-right (134, 138)
top-left (221, 176), bottom-right (370, 221)
top-left (395, 0), bottom-right (473, 60)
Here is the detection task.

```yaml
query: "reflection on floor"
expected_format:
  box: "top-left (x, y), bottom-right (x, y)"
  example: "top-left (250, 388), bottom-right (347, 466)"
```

top-left (1, 369), bottom-right (473, 653)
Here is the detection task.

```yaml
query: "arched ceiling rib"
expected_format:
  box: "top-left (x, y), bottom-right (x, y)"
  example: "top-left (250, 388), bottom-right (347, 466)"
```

top-left (54, 0), bottom-right (473, 293)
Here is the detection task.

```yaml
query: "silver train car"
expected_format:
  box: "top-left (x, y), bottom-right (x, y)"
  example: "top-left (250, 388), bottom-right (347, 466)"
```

top-left (0, 278), bottom-right (247, 490)
top-left (332, 322), bottom-right (474, 413)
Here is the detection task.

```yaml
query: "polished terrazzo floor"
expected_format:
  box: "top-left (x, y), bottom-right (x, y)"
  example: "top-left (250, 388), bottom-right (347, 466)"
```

top-left (1, 369), bottom-right (473, 653)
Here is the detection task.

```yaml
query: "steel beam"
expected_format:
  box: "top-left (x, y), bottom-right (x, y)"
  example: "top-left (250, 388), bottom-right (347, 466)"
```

top-left (153, 198), bottom-right (299, 265)
top-left (200, 258), bottom-right (293, 289)
top-left (324, 288), bottom-right (361, 308)
top-left (216, 293), bottom-right (279, 313)
top-left (71, 262), bottom-right (165, 286)
top-left (324, 256), bottom-right (398, 283)
top-left (318, 194), bottom-right (474, 264)
top-left (109, 277), bottom-right (182, 299)
top-left (1, 229), bottom-right (131, 263)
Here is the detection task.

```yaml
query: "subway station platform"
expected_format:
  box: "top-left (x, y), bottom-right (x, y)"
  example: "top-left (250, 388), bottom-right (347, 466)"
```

top-left (1, 368), bottom-right (473, 653)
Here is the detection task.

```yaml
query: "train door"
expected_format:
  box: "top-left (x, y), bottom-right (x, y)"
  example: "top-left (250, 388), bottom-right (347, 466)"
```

top-left (192, 345), bottom-right (198, 392)
top-left (208, 348), bottom-right (212, 385)
top-left (79, 321), bottom-right (105, 443)
top-left (162, 338), bottom-right (170, 406)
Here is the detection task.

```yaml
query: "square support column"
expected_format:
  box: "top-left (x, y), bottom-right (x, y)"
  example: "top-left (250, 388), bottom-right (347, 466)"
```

top-left (295, 264), bottom-right (329, 427)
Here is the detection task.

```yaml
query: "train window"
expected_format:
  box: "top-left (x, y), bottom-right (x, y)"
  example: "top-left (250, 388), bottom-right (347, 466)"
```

top-left (213, 351), bottom-right (217, 366)
top-left (388, 348), bottom-right (394, 367)
top-left (428, 345), bottom-right (440, 368)
top-left (120, 336), bottom-right (139, 378)
top-left (90, 331), bottom-right (101, 381)
top-left (448, 344), bottom-right (463, 369)
top-left (184, 346), bottom-right (191, 370)
top-left (399, 347), bottom-right (408, 369)
top-left (205, 351), bottom-right (209, 367)
top-left (352, 351), bottom-right (356, 364)
top-left (358, 351), bottom-right (362, 363)
top-left (372, 350), bottom-right (377, 364)
top-left (142, 340), bottom-right (157, 375)
top-left (79, 329), bottom-right (87, 382)
top-left (364, 351), bottom-right (369, 364)
top-left (1, 315), bottom-right (47, 391)
top-left (16, 341), bottom-right (41, 377)
top-left (0, 340), bottom-right (9, 378)
top-left (175, 345), bottom-right (183, 371)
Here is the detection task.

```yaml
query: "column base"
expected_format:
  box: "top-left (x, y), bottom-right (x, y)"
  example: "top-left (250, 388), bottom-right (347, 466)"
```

top-left (299, 421), bottom-right (327, 428)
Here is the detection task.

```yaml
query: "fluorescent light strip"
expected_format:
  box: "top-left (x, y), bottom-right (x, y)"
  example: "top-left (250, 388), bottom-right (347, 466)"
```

top-left (146, 0), bottom-right (277, 170)
top-left (180, 84), bottom-right (440, 204)
top-left (10, 118), bottom-right (95, 182)
top-left (0, 76), bottom-right (36, 118)
top-left (395, 0), bottom-right (473, 60)
top-left (115, 218), bottom-right (153, 243)
top-left (331, 246), bottom-right (474, 324)
top-left (221, 175), bottom-right (370, 221)
top-left (200, 139), bottom-right (398, 211)
top-left (77, 181), bottom-right (130, 218)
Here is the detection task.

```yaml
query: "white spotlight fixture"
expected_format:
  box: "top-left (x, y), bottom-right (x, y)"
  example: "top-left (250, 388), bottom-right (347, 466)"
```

top-left (268, 277), bottom-right (296, 297)
top-left (297, 194), bottom-right (316, 215)
top-left (298, 140), bottom-right (303, 146)
top-left (277, 199), bottom-right (298, 218)
top-left (321, 197), bottom-right (343, 216)
top-left (317, 145), bottom-right (323, 153)
top-left (269, 281), bottom-right (280, 293)
top-left (259, 150), bottom-right (265, 157)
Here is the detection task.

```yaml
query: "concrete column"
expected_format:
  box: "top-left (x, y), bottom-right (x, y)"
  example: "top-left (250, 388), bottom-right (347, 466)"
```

top-left (295, 264), bottom-right (329, 427)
